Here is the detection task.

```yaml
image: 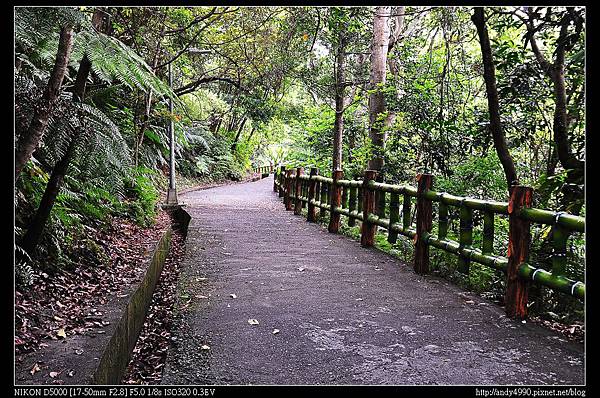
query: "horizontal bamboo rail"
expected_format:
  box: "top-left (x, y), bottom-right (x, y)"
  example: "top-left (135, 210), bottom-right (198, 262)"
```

top-left (273, 166), bottom-right (585, 319)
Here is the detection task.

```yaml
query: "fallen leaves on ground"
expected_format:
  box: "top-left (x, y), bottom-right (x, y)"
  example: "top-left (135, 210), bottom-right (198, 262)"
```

top-left (248, 319), bottom-right (259, 325)
top-left (122, 228), bottom-right (186, 385)
top-left (15, 211), bottom-right (171, 357)
top-left (530, 316), bottom-right (584, 343)
top-left (30, 363), bottom-right (41, 375)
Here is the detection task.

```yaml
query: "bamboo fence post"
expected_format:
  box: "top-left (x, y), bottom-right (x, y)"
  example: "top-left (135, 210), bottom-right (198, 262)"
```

top-left (438, 202), bottom-right (448, 240)
top-left (348, 183), bottom-right (357, 227)
top-left (388, 192), bottom-right (400, 243)
top-left (273, 166), bottom-right (278, 192)
top-left (307, 167), bottom-right (318, 222)
top-left (376, 173), bottom-right (386, 218)
top-left (360, 170), bottom-right (378, 247)
top-left (505, 185), bottom-right (533, 319)
top-left (357, 185), bottom-right (363, 223)
top-left (414, 173), bottom-right (433, 274)
top-left (294, 167), bottom-right (304, 215)
top-left (270, 164), bottom-right (273, 174)
top-left (458, 204), bottom-right (473, 275)
top-left (278, 166), bottom-right (285, 197)
top-left (328, 169), bottom-right (344, 233)
top-left (285, 170), bottom-right (294, 211)
top-left (319, 178), bottom-right (328, 221)
top-left (402, 193), bottom-right (411, 231)
top-left (551, 223), bottom-right (569, 275)
top-left (302, 178), bottom-right (308, 208)
top-left (482, 210), bottom-right (494, 254)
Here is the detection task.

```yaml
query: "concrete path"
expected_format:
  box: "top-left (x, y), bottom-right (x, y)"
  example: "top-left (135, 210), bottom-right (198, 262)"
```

top-left (162, 176), bottom-right (584, 385)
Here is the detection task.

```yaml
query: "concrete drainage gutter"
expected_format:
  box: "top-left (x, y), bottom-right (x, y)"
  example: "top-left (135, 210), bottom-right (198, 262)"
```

top-left (92, 206), bottom-right (190, 384)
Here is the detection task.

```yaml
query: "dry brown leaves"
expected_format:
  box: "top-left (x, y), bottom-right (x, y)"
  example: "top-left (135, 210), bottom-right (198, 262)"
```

top-left (122, 228), bottom-right (186, 384)
top-left (15, 211), bottom-right (171, 356)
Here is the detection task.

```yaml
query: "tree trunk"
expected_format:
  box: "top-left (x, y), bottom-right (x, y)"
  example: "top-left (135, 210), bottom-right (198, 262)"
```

top-left (231, 117), bottom-right (247, 151)
top-left (367, 6), bottom-right (391, 172)
top-left (245, 126), bottom-right (257, 143)
top-left (368, 7), bottom-right (391, 216)
top-left (525, 8), bottom-right (584, 214)
top-left (20, 136), bottom-right (79, 255)
top-left (384, 7), bottom-right (404, 133)
top-left (332, 29), bottom-right (347, 172)
top-left (21, 10), bottom-right (106, 255)
top-left (472, 7), bottom-right (519, 190)
top-left (15, 26), bottom-right (74, 181)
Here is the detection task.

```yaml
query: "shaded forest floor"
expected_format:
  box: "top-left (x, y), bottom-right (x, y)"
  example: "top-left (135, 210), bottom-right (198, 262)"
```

top-left (15, 211), bottom-right (171, 358)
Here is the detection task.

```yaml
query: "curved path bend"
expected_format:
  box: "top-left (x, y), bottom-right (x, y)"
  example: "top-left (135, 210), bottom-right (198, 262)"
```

top-left (162, 176), bottom-right (584, 385)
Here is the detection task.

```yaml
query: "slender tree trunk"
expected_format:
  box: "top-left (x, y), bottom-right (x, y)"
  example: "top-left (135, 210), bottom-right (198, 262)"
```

top-left (367, 6), bottom-right (391, 173)
top-left (245, 126), bottom-right (257, 143)
top-left (384, 7), bottom-right (404, 134)
top-left (368, 7), bottom-right (391, 216)
top-left (21, 137), bottom-right (79, 255)
top-left (15, 26), bottom-right (74, 181)
top-left (525, 8), bottom-right (584, 214)
top-left (21, 10), bottom-right (106, 255)
top-left (231, 117), bottom-right (247, 151)
top-left (472, 7), bottom-right (519, 190)
top-left (332, 29), bottom-right (347, 172)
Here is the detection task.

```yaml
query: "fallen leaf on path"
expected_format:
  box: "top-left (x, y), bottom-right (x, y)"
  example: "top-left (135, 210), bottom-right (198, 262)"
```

top-left (49, 371), bottom-right (60, 378)
top-left (74, 349), bottom-right (84, 355)
top-left (298, 267), bottom-right (305, 272)
top-left (248, 319), bottom-right (259, 325)
top-left (56, 329), bottom-right (67, 339)
top-left (272, 329), bottom-right (280, 334)
top-left (355, 298), bottom-right (363, 301)
top-left (67, 370), bottom-right (75, 377)
top-left (200, 345), bottom-right (210, 350)
top-left (230, 294), bottom-right (237, 299)
top-left (30, 363), bottom-right (41, 375)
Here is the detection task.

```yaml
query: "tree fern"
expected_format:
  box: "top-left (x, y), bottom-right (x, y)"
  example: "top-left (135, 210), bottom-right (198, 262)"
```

top-left (16, 7), bottom-right (178, 105)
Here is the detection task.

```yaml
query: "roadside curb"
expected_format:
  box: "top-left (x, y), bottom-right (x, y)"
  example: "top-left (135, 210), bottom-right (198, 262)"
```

top-left (91, 226), bottom-right (174, 384)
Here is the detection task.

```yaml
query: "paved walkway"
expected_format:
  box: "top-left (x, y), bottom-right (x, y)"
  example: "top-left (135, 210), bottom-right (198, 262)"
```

top-left (162, 176), bottom-right (584, 385)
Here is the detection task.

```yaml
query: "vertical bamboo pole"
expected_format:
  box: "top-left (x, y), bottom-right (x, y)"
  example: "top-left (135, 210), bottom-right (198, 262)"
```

top-left (328, 170), bottom-right (344, 233)
top-left (414, 173), bottom-right (433, 275)
top-left (341, 185), bottom-right (348, 210)
top-left (360, 170), bottom-right (378, 247)
top-left (402, 194), bottom-right (411, 231)
top-left (273, 167), bottom-right (278, 192)
top-left (319, 178), bottom-right (327, 221)
top-left (357, 186), bottom-right (363, 221)
top-left (438, 202), bottom-right (448, 240)
top-left (294, 167), bottom-right (304, 215)
top-left (348, 184), bottom-right (357, 227)
top-left (388, 192), bottom-right (400, 243)
top-left (551, 224), bottom-right (569, 275)
top-left (278, 165), bottom-right (285, 197)
top-left (505, 185), bottom-right (533, 319)
top-left (302, 179), bottom-right (308, 208)
top-left (375, 174), bottom-right (386, 218)
top-left (458, 205), bottom-right (473, 275)
top-left (482, 210), bottom-right (494, 254)
top-left (307, 167), bottom-right (318, 222)
top-left (285, 170), bottom-right (294, 211)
